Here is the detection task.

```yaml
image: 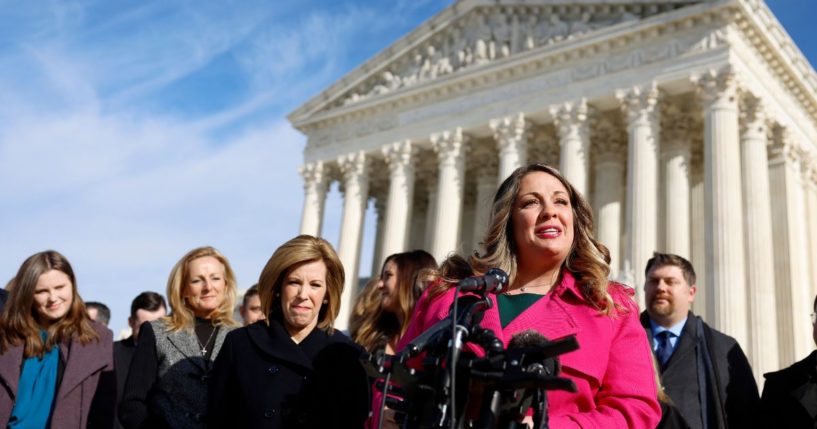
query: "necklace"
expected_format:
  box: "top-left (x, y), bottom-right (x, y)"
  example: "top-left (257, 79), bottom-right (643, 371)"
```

top-left (503, 282), bottom-right (555, 295)
top-left (196, 327), bottom-right (218, 356)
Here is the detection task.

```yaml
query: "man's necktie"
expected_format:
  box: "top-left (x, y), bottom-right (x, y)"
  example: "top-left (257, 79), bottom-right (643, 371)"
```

top-left (655, 330), bottom-right (673, 366)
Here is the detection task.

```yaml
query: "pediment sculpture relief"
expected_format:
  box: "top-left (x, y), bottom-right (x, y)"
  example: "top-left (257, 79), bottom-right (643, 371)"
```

top-left (340, 6), bottom-right (647, 107)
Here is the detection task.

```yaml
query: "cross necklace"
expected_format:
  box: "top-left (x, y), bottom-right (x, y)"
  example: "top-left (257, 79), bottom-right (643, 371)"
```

top-left (196, 327), bottom-right (218, 356)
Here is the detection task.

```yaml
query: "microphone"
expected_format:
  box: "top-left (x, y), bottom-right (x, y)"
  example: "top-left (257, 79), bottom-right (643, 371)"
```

top-left (458, 268), bottom-right (509, 294)
top-left (508, 330), bottom-right (560, 377)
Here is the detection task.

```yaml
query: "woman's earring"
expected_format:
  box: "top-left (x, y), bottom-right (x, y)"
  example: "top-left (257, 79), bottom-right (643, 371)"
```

top-left (323, 299), bottom-right (328, 304)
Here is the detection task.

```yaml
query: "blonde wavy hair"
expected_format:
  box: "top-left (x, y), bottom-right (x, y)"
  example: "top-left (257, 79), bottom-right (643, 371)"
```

top-left (258, 235), bottom-right (344, 334)
top-left (165, 246), bottom-right (238, 332)
top-left (433, 164), bottom-right (618, 314)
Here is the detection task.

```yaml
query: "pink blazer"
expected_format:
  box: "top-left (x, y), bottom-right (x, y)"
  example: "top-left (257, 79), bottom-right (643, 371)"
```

top-left (395, 271), bottom-right (661, 429)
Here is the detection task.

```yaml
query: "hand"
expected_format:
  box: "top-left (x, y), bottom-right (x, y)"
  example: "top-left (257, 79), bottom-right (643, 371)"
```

top-left (381, 407), bottom-right (399, 429)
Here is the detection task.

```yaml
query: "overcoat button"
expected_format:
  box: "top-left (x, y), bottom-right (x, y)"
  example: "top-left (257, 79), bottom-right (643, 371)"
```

top-left (268, 366), bottom-right (279, 374)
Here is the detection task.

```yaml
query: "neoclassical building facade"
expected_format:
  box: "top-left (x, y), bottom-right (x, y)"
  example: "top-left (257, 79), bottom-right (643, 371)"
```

top-left (288, 0), bottom-right (817, 381)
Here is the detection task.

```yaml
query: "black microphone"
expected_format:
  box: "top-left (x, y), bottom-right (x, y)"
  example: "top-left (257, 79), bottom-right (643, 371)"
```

top-left (458, 268), bottom-right (509, 294)
top-left (508, 330), bottom-right (560, 377)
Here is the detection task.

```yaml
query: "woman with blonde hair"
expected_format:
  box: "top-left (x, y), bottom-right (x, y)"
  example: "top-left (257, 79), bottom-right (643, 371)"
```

top-left (120, 246), bottom-right (239, 429)
top-left (0, 250), bottom-right (115, 427)
top-left (208, 235), bottom-right (369, 429)
top-left (396, 164), bottom-right (661, 428)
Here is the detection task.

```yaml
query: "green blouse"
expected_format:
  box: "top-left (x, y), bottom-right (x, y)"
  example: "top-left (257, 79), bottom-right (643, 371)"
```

top-left (497, 293), bottom-right (545, 328)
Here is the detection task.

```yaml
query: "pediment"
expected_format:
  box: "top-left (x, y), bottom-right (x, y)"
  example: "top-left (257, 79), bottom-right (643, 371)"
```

top-left (288, 0), bottom-right (704, 125)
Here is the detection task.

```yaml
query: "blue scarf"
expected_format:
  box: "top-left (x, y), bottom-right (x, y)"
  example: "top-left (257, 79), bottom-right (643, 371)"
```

top-left (8, 331), bottom-right (59, 429)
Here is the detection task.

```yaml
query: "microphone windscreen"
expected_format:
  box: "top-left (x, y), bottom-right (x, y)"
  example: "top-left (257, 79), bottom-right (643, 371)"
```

top-left (508, 329), bottom-right (550, 349)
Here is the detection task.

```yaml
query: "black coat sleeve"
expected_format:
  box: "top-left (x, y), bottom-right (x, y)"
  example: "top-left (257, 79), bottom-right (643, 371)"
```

top-left (207, 330), bottom-right (240, 429)
top-left (315, 342), bottom-right (370, 429)
top-left (118, 322), bottom-right (160, 429)
top-left (722, 341), bottom-right (760, 429)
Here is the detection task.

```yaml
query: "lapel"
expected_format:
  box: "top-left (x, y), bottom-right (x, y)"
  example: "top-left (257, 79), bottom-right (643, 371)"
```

top-left (790, 351), bottom-right (817, 419)
top-left (166, 328), bottom-right (209, 372)
top-left (0, 344), bottom-right (23, 399)
top-left (654, 312), bottom-right (697, 372)
top-left (480, 272), bottom-right (580, 348)
top-left (247, 318), bottom-right (318, 372)
top-left (209, 326), bottom-right (229, 363)
top-left (57, 337), bottom-right (107, 400)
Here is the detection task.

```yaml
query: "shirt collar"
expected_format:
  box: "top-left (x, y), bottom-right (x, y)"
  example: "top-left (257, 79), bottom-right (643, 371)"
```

top-left (650, 317), bottom-right (687, 337)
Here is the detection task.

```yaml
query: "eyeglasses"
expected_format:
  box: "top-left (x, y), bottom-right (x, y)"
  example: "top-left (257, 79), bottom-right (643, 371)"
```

top-left (811, 312), bottom-right (816, 324)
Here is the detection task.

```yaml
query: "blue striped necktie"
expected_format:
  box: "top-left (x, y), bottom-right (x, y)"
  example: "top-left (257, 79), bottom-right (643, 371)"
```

top-left (655, 330), bottom-right (673, 365)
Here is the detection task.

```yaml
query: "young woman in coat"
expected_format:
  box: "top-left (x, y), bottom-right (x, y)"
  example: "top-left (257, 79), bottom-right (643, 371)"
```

top-left (119, 246), bottom-right (239, 429)
top-left (389, 164), bottom-right (661, 428)
top-left (0, 250), bottom-right (115, 428)
top-left (208, 235), bottom-right (370, 429)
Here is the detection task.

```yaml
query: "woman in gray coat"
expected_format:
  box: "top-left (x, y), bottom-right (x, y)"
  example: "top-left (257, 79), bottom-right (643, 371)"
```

top-left (119, 246), bottom-right (239, 429)
top-left (0, 250), bottom-right (115, 428)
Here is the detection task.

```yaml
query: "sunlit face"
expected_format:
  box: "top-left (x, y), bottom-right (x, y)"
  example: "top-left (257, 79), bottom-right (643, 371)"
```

top-left (240, 294), bottom-right (265, 326)
top-left (644, 264), bottom-right (696, 327)
top-left (280, 260), bottom-right (327, 340)
top-left (87, 307), bottom-right (99, 321)
top-left (511, 171), bottom-right (575, 266)
top-left (33, 270), bottom-right (74, 327)
top-left (183, 256), bottom-right (227, 319)
top-left (129, 307), bottom-right (167, 342)
top-left (378, 260), bottom-right (400, 314)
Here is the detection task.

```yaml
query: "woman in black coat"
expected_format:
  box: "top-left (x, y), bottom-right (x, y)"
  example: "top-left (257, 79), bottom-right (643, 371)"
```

top-left (208, 235), bottom-right (369, 429)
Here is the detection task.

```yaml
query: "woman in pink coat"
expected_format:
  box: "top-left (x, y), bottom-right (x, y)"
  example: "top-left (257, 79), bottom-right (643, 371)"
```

top-left (394, 164), bottom-right (660, 428)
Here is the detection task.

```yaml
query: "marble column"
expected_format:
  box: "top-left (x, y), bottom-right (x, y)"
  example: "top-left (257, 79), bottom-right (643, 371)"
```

top-left (424, 178), bottom-right (438, 251)
top-left (430, 128), bottom-right (468, 262)
top-left (336, 151), bottom-right (369, 330)
top-left (618, 83), bottom-right (660, 305)
top-left (696, 69), bottom-right (747, 347)
top-left (470, 144), bottom-right (499, 251)
top-left (592, 120), bottom-right (626, 280)
top-left (491, 113), bottom-right (529, 182)
top-left (689, 149), bottom-right (708, 319)
top-left (739, 96), bottom-right (778, 379)
top-left (768, 131), bottom-right (811, 365)
top-left (298, 161), bottom-right (329, 236)
top-left (551, 99), bottom-right (591, 196)
top-left (662, 107), bottom-right (691, 259)
top-left (371, 197), bottom-right (387, 277)
top-left (805, 163), bottom-right (817, 303)
top-left (380, 140), bottom-right (416, 262)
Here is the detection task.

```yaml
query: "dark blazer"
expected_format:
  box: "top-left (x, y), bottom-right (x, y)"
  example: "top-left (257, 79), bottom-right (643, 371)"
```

top-left (113, 336), bottom-right (136, 429)
top-left (641, 311), bottom-right (759, 429)
top-left (759, 350), bottom-right (817, 428)
top-left (0, 321), bottom-right (115, 428)
top-left (208, 317), bottom-right (370, 429)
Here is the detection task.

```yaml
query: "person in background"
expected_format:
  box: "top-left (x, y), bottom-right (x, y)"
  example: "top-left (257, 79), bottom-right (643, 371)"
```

top-left (208, 235), bottom-right (369, 429)
top-left (87, 301), bottom-right (111, 327)
top-left (0, 281), bottom-right (8, 311)
top-left (239, 284), bottom-right (265, 326)
top-left (119, 246), bottom-right (239, 429)
top-left (348, 277), bottom-right (381, 341)
top-left (114, 292), bottom-right (167, 429)
top-left (641, 252), bottom-right (759, 429)
top-left (759, 294), bottom-right (817, 428)
top-left (0, 250), bottom-right (115, 428)
top-left (395, 164), bottom-right (661, 428)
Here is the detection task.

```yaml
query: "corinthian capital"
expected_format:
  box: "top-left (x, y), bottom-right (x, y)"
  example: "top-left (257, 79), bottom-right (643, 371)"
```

top-left (662, 103), bottom-right (691, 152)
top-left (550, 99), bottom-right (590, 143)
top-left (592, 118), bottom-right (626, 164)
top-left (616, 82), bottom-right (660, 127)
top-left (431, 128), bottom-right (469, 166)
top-left (382, 140), bottom-right (416, 173)
top-left (739, 94), bottom-right (767, 139)
top-left (490, 113), bottom-right (530, 153)
top-left (693, 67), bottom-right (738, 109)
top-left (337, 151), bottom-right (369, 182)
top-left (299, 161), bottom-right (329, 192)
top-left (767, 126), bottom-right (802, 166)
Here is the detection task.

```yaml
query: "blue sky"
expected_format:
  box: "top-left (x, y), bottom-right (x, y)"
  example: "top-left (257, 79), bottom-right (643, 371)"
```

top-left (0, 0), bottom-right (813, 335)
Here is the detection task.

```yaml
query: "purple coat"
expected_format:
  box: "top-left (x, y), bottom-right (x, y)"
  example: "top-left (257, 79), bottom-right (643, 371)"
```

top-left (0, 322), bottom-right (115, 428)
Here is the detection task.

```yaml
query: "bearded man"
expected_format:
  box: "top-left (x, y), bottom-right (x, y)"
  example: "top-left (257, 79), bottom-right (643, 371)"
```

top-left (640, 252), bottom-right (759, 429)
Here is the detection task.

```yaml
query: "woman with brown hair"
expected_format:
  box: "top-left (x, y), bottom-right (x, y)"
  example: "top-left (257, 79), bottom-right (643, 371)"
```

top-left (395, 164), bottom-right (661, 428)
top-left (0, 250), bottom-right (115, 428)
top-left (208, 235), bottom-right (369, 429)
top-left (352, 250), bottom-right (437, 354)
top-left (119, 246), bottom-right (239, 429)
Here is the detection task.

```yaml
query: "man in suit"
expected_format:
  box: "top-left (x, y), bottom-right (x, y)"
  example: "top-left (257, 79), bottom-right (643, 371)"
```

top-left (641, 252), bottom-right (759, 429)
top-left (114, 291), bottom-right (166, 429)
top-left (759, 295), bottom-right (817, 428)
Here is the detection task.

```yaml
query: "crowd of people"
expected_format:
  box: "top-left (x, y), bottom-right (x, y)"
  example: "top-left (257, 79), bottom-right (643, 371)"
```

top-left (0, 163), bottom-right (814, 428)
